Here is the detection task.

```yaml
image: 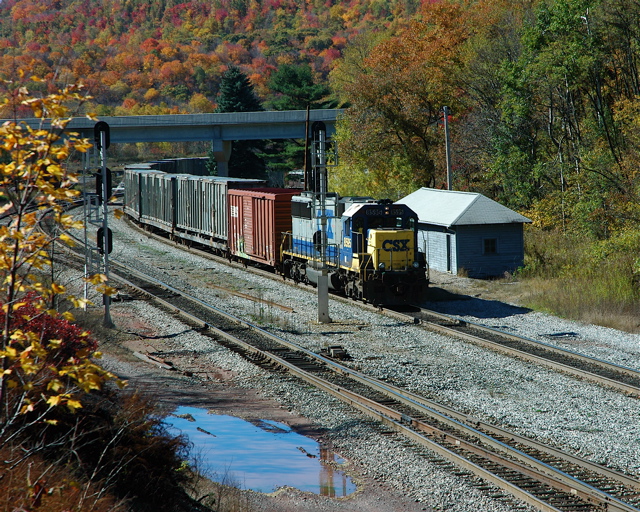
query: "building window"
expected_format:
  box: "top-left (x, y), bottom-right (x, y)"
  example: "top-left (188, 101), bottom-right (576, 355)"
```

top-left (483, 238), bottom-right (497, 255)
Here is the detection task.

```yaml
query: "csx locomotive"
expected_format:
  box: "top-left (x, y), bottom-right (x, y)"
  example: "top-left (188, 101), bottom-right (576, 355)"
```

top-left (282, 191), bottom-right (427, 305)
top-left (123, 168), bottom-right (427, 306)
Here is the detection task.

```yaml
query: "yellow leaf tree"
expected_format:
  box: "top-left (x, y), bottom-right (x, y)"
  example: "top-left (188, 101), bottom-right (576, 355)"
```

top-left (0, 75), bottom-right (120, 439)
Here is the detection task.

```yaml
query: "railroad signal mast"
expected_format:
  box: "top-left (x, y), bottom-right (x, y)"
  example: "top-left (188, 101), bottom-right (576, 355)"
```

top-left (310, 121), bottom-right (337, 324)
top-left (83, 121), bottom-right (114, 328)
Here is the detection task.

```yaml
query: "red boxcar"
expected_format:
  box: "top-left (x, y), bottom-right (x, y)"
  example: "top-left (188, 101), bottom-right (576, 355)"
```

top-left (227, 188), bottom-right (299, 267)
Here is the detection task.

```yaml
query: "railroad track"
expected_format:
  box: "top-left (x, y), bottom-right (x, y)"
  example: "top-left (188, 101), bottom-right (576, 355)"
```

top-left (57, 212), bottom-right (640, 510)
top-left (94, 257), bottom-right (640, 512)
top-left (124, 216), bottom-right (640, 400)
top-left (389, 307), bottom-right (640, 398)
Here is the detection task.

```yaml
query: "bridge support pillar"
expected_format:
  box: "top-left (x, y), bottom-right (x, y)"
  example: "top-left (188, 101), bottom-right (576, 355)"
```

top-left (212, 139), bottom-right (232, 177)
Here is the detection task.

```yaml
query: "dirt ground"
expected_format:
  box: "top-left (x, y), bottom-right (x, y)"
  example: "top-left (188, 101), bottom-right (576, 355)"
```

top-left (84, 304), bottom-right (431, 512)
top-left (425, 269), bottom-right (527, 303)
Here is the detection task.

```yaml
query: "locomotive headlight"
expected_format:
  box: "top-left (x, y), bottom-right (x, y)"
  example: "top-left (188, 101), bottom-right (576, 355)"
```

top-left (412, 261), bottom-right (420, 268)
top-left (378, 262), bottom-right (386, 270)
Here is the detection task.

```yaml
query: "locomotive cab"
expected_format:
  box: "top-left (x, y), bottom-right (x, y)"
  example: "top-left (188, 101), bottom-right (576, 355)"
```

top-left (282, 194), bottom-right (428, 305)
top-left (340, 201), bottom-right (427, 305)
top-left (340, 202), bottom-right (419, 269)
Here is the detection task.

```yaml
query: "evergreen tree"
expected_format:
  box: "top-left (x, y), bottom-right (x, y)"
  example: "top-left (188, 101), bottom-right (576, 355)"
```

top-left (265, 64), bottom-right (336, 177)
top-left (267, 63), bottom-right (334, 110)
top-left (215, 65), bottom-right (264, 114)
top-left (215, 66), bottom-right (266, 179)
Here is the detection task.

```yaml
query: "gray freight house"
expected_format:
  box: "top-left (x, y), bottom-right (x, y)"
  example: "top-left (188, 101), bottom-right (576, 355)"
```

top-left (398, 188), bottom-right (531, 278)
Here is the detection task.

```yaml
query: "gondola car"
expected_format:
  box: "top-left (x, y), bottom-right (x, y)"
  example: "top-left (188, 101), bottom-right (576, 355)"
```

top-left (123, 169), bottom-right (264, 253)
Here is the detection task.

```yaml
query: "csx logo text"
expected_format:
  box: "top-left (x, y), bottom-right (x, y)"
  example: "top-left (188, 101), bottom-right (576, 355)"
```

top-left (382, 239), bottom-right (409, 251)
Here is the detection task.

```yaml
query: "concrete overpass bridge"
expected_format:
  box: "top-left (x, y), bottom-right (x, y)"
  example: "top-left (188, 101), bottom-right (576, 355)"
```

top-left (10, 109), bottom-right (343, 176)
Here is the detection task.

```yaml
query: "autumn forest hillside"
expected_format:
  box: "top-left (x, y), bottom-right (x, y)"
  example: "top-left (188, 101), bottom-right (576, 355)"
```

top-left (2, 0), bottom-right (640, 327)
top-left (0, 0), bottom-right (414, 114)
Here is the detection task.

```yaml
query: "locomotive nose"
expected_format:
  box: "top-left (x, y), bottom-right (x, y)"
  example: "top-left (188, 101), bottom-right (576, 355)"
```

top-left (381, 273), bottom-right (405, 295)
top-left (393, 284), bottom-right (405, 296)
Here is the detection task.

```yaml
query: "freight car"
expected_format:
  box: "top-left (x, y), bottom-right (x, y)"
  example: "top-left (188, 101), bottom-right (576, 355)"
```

top-left (123, 170), bottom-right (265, 253)
top-left (123, 169), bottom-right (427, 306)
top-left (227, 188), bottom-right (300, 267)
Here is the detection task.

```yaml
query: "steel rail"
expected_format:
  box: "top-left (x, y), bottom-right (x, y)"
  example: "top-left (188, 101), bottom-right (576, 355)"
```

top-left (462, 313), bottom-right (639, 380)
top-left (59, 215), bottom-right (640, 511)
top-left (378, 379), bottom-right (640, 491)
top-left (403, 308), bottom-right (640, 398)
top-left (63, 219), bottom-right (640, 505)
top-left (316, 350), bottom-right (640, 492)
top-left (329, 386), bottom-right (633, 512)
top-left (125, 215), bottom-right (640, 398)
top-left (101, 260), bottom-right (640, 512)
top-left (207, 331), bottom-right (570, 512)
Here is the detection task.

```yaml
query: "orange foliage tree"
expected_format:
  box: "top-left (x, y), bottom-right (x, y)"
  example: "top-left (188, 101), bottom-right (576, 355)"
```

top-left (331, 2), bottom-right (472, 198)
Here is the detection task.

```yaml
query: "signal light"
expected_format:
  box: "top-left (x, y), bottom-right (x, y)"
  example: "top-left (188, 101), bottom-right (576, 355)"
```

top-left (97, 227), bottom-right (113, 254)
top-left (94, 121), bottom-right (110, 150)
top-left (95, 168), bottom-right (112, 203)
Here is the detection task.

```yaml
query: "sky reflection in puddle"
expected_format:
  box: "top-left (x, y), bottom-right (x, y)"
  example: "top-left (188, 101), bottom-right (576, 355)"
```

top-left (165, 406), bottom-right (356, 496)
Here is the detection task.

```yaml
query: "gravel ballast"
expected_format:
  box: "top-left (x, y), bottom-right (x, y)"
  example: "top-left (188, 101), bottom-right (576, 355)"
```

top-left (71, 210), bottom-right (640, 512)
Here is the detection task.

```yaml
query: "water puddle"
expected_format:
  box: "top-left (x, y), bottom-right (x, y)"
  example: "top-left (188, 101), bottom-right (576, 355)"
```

top-left (165, 406), bottom-right (357, 496)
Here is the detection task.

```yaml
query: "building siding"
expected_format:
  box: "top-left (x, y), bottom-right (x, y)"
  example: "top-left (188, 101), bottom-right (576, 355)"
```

top-left (456, 224), bottom-right (524, 277)
top-left (418, 223), bottom-right (524, 278)
top-left (418, 225), bottom-right (457, 275)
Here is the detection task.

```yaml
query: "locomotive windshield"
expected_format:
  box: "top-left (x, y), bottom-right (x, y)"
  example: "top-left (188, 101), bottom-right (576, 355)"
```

top-left (367, 216), bottom-right (406, 229)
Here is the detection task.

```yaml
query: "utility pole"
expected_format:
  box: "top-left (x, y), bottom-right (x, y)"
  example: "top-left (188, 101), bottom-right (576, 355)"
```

top-left (82, 149), bottom-right (90, 312)
top-left (443, 106), bottom-right (453, 191)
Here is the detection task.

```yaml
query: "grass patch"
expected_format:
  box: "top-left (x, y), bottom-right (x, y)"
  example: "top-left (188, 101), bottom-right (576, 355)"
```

top-left (517, 228), bottom-right (640, 332)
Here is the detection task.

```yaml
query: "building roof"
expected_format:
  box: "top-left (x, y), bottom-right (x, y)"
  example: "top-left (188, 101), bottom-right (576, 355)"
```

top-left (397, 188), bottom-right (531, 227)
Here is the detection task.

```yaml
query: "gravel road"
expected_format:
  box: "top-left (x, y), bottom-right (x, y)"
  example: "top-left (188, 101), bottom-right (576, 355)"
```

top-left (70, 209), bottom-right (640, 512)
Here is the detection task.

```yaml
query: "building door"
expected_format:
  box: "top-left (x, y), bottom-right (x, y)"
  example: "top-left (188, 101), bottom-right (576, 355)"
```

top-left (446, 234), bottom-right (452, 273)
